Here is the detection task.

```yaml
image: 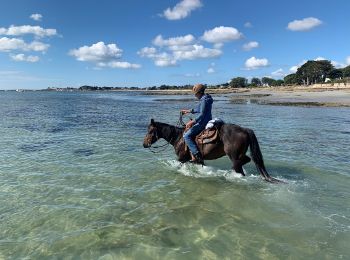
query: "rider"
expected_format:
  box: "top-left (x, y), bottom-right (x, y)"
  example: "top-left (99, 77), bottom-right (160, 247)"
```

top-left (181, 83), bottom-right (213, 164)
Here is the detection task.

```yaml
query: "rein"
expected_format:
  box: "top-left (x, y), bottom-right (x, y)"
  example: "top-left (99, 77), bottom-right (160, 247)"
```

top-left (147, 113), bottom-right (185, 154)
top-left (177, 111), bottom-right (186, 127)
top-left (148, 137), bottom-right (174, 153)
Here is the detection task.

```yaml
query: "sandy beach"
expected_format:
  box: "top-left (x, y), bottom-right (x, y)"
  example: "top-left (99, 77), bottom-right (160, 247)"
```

top-left (230, 86), bottom-right (350, 107)
top-left (143, 84), bottom-right (350, 107)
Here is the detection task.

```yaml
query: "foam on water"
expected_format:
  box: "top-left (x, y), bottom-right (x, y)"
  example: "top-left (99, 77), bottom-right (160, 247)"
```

top-left (163, 159), bottom-right (294, 185)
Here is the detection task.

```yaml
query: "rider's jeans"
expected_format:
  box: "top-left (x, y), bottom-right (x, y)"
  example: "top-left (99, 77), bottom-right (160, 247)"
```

top-left (183, 123), bottom-right (203, 155)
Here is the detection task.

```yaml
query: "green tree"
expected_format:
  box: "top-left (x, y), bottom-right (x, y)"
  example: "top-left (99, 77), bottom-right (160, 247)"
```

top-left (284, 73), bottom-right (301, 85)
top-left (229, 77), bottom-right (248, 88)
top-left (262, 77), bottom-right (278, 86)
top-left (342, 65), bottom-right (350, 78)
top-left (276, 79), bottom-right (284, 86)
top-left (328, 69), bottom-right (343, 80)
top-left (296, 60), bottom-right (334, 85)
top-left (251, 77), bottom-right (262, 87)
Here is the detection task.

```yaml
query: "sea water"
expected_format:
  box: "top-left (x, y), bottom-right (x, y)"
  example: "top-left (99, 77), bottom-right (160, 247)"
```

top-left (0, 91), bottom-right (349, 259)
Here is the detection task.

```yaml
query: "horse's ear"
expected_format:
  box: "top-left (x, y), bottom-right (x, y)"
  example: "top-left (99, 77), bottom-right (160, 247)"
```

top-left (150, 118), bottom-right (155, 126)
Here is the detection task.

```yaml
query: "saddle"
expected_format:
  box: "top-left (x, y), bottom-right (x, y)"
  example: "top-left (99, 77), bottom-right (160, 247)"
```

top-left (183, 118), bottom-right (224, 153)
top-left (195, 128), bottom-right (220, 145)
top-left (184, 124), bottom-right (220, 145)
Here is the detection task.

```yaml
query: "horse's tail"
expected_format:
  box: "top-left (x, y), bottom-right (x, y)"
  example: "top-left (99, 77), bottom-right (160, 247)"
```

top-left (246, 129), bottom-right (282, 183)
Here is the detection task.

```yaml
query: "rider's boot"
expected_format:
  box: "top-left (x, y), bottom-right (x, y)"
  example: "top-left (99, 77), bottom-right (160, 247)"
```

top-left (190, 152), bottom-right (204, 165)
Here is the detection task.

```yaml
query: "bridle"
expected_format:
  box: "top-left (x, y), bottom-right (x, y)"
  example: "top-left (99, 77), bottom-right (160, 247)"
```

top-left (147, 125), bottom-right (175, 154)
top-left (146, 112), bottom-right (186, 154)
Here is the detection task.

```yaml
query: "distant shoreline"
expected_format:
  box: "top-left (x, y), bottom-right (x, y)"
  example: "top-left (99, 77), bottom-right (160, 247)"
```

top-left (144, 84), bottom-right (350, 107)
top-left (4, 84), bottom-right (350, 107)
top-left (229, 85), bottom-right (350, 107)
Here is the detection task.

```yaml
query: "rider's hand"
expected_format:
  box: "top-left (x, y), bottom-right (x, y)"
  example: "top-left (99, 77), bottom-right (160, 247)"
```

top-left (181, 109), bottom-right (190, 115)
top-left (186, 120), bottom-right (194, 128)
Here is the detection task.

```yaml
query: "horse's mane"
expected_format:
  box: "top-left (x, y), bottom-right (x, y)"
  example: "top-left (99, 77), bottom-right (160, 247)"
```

top-left (155, 121), bottom-right (184, 131)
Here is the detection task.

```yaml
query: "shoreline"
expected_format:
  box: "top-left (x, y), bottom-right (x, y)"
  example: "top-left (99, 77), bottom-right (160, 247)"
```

top-left (6, 84), bottom-right (350, 107)
top-left (144, 85), bottom-right (350, 107)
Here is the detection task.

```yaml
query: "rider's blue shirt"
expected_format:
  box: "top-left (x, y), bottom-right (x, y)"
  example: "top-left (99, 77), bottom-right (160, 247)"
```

top-left (191, 94), bottom-right (213, 127)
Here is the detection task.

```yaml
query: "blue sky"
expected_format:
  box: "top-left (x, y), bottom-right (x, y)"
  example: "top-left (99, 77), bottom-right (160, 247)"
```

top-left (0, 0), bottom-right (349, 89)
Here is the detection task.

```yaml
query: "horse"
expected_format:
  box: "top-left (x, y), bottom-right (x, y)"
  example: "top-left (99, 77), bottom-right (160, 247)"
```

top-left (143, 119), bottom-right (282, 183)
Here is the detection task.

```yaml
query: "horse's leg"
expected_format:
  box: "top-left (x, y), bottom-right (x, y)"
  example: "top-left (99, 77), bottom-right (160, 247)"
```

top-left (233, 159), bottom-right (245, 176)
top-left (226, 153), bottom-right (245, 176)
top-left (224, 146), bottom-right (249, 176)
top-left (241, 155), bottom-right (251, 166)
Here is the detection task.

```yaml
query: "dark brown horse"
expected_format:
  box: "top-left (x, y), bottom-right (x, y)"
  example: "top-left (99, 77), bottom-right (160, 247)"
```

top-left (143, 119), bottom-right (282, 183)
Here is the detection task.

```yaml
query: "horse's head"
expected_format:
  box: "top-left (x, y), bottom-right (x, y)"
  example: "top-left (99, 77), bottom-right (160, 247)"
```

top-left (143, 119), bottom-right (159, 148)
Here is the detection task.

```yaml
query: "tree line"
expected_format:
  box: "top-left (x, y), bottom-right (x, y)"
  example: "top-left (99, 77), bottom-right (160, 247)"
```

top-left (229, 60), bottom-right (350, 88)
top-left (48, 59), bottom-right (350, 91)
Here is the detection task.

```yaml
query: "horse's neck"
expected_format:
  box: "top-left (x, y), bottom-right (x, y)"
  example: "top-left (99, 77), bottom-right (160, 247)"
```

top-left (158, 123), bottom-right (183, 145)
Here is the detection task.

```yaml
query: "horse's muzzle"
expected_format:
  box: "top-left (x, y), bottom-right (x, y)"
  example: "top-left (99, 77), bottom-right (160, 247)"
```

top-left (143, 142), bottom-right (151, 148)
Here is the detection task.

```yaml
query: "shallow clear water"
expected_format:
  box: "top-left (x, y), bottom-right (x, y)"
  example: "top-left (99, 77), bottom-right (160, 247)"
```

top-left (0, 91), bottom-right (349, 259)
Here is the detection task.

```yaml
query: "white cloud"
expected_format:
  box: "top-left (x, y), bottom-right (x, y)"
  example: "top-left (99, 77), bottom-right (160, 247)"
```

top-left (138, 43), bottom-right (220, 67)
top-left (97, 61), bottom-right (141, 69)
top-left (271, 68), bottom-right (285, 77)
top-left (245, 56), bottom-right (269, 70)
top-left (331, 60), bottom-right (346, 69)
top-left (70, 41), bottom-right (140, 69)
top-left (243, 41), bottom-right (259, 51)
top-left (0, 37), bottom-right (26, 51)
top-left (207, 67), bottom-right (215, 74)
top-left (154, 52), bottom-right (177, 67)
top-left (314, 56), bottom-right (326, 61)
top-left (139, 31), bottom-right (226, 67)
top-left (69, 42), bottom-right (123, 62)
top-left (289, 66), bottom-right (299, 73)
top-left (30, 14), bottom-right (43, 21)
top-left (244, 22), bottom-right (253, 28)
top-left (155, 58), bottom-right (177, 67)
top-left (137, 47), bottom-right (158, 58)
top-left (168, 44), bottom-right (196, 52)
top-left (0, 25), bottom-right (57, 37)
top-left (213, 43), bottom-right (223, 49)
top-left (10, 53), bottom-right (39, 62)
top-left (27, 41), bottom-right (49, 52)
top-left (155, 59), bottom-right (177, 67)
top-left (138, 48), bottom-right (177, 67)
top-left (184, 73), bottom-right (200, 77)
top-left (0, 37), bottom-right (49, 52)
top-left (162, 0), bottom-right (202, 20)
top-left (287, 17), bottom-right (322, 31)
top-left (346, 56), bottom-right (350, 65)
top-left (152, 34), bottom-right (195, 47)
top-left (173, 44), bottom-right (221, 60)
top-left (138, 47), bottom-right (177, 67)
top-left (201, 26), bottom-right (243, 43)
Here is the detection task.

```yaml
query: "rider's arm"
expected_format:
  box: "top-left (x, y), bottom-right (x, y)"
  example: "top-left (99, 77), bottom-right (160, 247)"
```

top-left (193, 98), bottom-right (206, 124)
top-left (191, 103), bottom-right (200, 114)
